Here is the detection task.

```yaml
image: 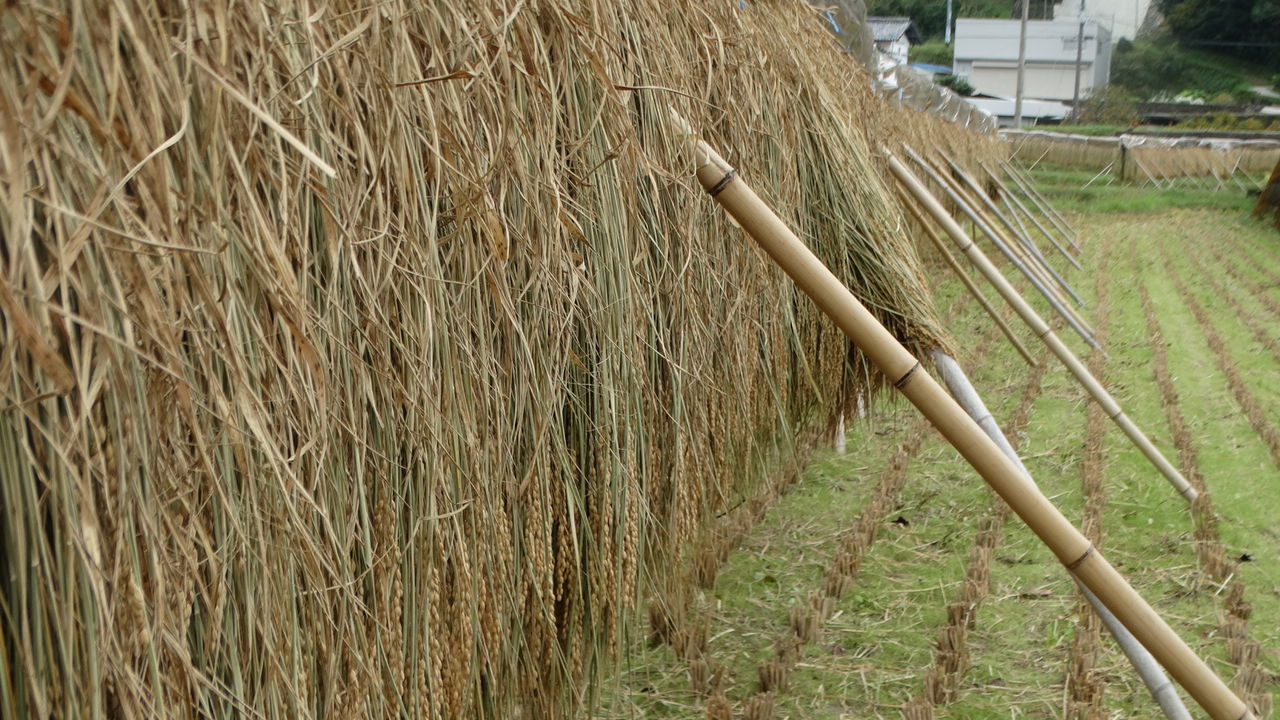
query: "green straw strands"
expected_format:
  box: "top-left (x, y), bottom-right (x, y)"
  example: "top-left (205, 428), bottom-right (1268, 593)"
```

top-left (0, 2), bottom-right (991, 718)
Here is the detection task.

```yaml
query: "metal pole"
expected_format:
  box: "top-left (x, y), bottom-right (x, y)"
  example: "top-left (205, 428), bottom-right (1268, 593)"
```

top-left (1014, 0), bottom-right (1030, 127)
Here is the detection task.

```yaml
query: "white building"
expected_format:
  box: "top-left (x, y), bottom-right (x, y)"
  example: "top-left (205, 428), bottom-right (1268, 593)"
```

top-left (867, 17), bottom-right (921, 66)
top-left (952, 16), bottom-right (1112, 103)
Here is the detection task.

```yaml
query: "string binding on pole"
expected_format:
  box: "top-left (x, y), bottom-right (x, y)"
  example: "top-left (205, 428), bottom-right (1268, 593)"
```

top-left (706, 168), bottom-right (738, 196)
top-left (893, 360), bottom-right (922, 389)
top-left (1067, 543), bottom-right (1096, 570)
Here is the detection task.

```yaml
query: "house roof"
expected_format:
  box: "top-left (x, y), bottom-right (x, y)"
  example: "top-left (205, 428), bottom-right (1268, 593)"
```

top-left (867, 17), bottom-right (921, 45)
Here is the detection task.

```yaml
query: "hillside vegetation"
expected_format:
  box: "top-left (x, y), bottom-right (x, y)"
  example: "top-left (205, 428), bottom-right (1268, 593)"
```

top-left (1157, 0), bottom-right (1280, 67)
top-left (1111, 37), bottom-right (1275, 104)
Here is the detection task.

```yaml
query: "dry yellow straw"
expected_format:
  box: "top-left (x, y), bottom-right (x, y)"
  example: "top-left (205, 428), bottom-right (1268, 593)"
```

top-left (886, 151), bottom-right (1198, 504)
top-left (896, 189), bottom-right (1039, 368)
top-left (681, 129), bottom-right (1245, 720)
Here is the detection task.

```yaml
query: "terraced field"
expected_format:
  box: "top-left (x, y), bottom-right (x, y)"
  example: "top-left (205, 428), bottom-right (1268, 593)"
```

top-left (598, 175), bottom-right (1280, 719)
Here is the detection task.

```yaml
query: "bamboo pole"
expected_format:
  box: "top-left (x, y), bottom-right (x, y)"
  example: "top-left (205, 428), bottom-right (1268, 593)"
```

top-left (897, 188), bottom-right (1039, 368)
top-left (1002, 160), bottom-right (1080, 246)
top-left (902, 146), bottom-right (1100, 350)
top-left (914, 151), bottom-right (1093, 339)
top-left (983, 164), bottom-right (1082, 263)
top-left (1008, 159), bottom-right (1080, 252)
top-left (681, 129), bottom-right (1242, 720)
top-left (925, 150), bottom-right (1087, 311)
top-left (930, 351), bottom-right (1193, 720)
top-left (1001, 192), bottom-right (1040, 262)
top-left (926, 157), bottom-right (1093, 345)
top-left (914, 152), bottom-right (1084, 328)
top-left (921, 152), bottom-right (1070, 301)
top-left (940, 149), bottom-right (1084, 277)
top-left (1007, 160), bottom-right (1078, 237)
top-left (886, 150), bottom-right (1199, 505)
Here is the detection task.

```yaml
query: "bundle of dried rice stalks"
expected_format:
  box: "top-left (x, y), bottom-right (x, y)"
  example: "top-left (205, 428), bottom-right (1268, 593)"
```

top-left (0, 1), bottom-right (987, 717)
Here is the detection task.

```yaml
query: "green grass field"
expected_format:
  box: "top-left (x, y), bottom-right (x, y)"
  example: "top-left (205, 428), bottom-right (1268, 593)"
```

top-left (595, 172), bottom-right (1280, 718)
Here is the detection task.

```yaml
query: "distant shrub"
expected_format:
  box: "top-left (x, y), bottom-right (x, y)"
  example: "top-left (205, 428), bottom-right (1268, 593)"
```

top-left (935, 73), bottom-right (975, 96)
top-left (1078, 85), bottom-right (1139, 125)
top-left (1179, 112), bottom-right (1272, 131)
top-left (909, 40), bottom-right (952, 67)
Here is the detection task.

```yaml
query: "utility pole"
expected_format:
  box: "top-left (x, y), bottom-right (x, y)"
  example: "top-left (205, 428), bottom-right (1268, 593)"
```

top-left (1014, 0), bottom-right (1029, 127)
top-left (945, 0), bottom-right (954, 44)
top-left (1071, 1), bottom-right (1086, 123)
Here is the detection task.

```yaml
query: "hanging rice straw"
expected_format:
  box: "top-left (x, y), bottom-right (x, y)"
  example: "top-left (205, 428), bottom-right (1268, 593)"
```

top-left (886, 150), bottom-right (1198, 504)
top-left (897, 189), bottom-right (1038, 368)
top-left (679, 124), bottom-right (1242, 720)
top-left (931, 351), bottom-right (1192, 720)
top-left (901, 146), bottom-right (1100, 350)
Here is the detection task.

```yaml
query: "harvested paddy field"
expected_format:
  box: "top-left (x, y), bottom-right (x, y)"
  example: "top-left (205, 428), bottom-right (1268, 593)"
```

top-left (599, 176), bottom-right (1280, 719)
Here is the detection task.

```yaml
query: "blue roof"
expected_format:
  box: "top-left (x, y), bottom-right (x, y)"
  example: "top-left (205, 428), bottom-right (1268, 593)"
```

top-left (909, 62), bottom-right (953, 75)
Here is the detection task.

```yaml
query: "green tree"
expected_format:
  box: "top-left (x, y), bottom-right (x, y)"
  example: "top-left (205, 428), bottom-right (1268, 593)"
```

top-left (1156, 0), bottom-right (1280, 64)
top-left (910, 40), bottom-right (953, 65)
top-left (866, 0), bottom-right (949, 38)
